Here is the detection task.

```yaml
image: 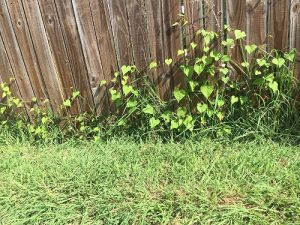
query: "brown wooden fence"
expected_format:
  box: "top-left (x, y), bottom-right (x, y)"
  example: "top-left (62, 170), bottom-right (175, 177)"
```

top-left (0, 0), bottom-right (299, 115)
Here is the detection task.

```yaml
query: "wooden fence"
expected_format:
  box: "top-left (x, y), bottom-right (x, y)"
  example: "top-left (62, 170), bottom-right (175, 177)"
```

top-left (0, 0), bottom-right (299, 115)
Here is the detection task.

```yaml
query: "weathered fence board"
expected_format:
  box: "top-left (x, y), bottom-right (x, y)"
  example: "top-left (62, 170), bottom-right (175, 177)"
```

top-left (0, 0), bottom-right (298, 115)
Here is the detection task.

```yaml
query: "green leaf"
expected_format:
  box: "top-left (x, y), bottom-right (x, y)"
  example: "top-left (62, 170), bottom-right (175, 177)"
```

top-left (245, 44), bottom-right (257, 54)
top-left (222, 76), bottom-right (230, 84)
top-left (241, 61), bottom-right (250, 68)
top-left (150, 117), bottom-right (160, 128)
top-left (268, 81), bottom-right (278, 93)
top-left (200, 84), bottom-right (214, 99)
top-left (183, 115), bottom-right (194, 131)
top-left (110, 89), bottom-right (122, 101)
top-left (176, 107), bottom-right (187, 118)
top-left (234, 30), bottom-right (246, 40)
top-left (177, 49), bottom-right (185, 56)
top-left (231, 96), bottom-right (239, 105)
top-left (240, 96), bottom-right (248, 105)
top-left (255, 70), bottom-right (262, 75)
top-left (180, 65), bottom-right (194, 77)
top-left (189, 80), bottom-right (198, 92)
top-left (149, 61), bottom-right (158, 70)
top-left (121, 65), bottom-right (132, 75)
top-left (220, 68), bottom-right (229, 76)
top-left (142, 104), bottom-right (155, 115)
top-left (284, 51), bottom-right (295, 62)
top-left (72, 91), bottom-right (80, 100)
top-left (194, 64), bottom-right (204, 75)
top-left (190, 42), bottom-right (197, 49)
top-left (253, 78), bottom-right (265, 86)
top-left (171, 120), bottom-right (179, 130)
top-left (126, 99), bottom-right (137, 108)
top-left (217, 99), bottom-right (225, 107)
top-left (257, 58), bottom-right (267, 67)
top-left (222, 38), bottom-right (235, 48)
top-left (122, 85), bottom-right (133, 96)
top-left (161, 111), bottom-right (171, 123)
top-left (216, 112), bottom-right (224, 121)
top-left (63, 99), bottom-right (71, 107)
top-left (173, 89), bottom-right (186, 102)
top-left (165, 58), bottom-right (173, 65)
top-left (272, 58), bottom-right (285, 68)
top-left (99, 80), bottom-right (107, 87)
top-left (197, 103), bottom-right (208, 113)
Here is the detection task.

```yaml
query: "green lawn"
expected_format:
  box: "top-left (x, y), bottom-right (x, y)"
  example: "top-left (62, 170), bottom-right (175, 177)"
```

top-left (0, 139), bottom-right (299, 224)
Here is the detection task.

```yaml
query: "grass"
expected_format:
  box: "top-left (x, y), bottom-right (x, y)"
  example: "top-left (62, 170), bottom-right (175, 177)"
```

top-left (0, 139), bottom-right (300, 224)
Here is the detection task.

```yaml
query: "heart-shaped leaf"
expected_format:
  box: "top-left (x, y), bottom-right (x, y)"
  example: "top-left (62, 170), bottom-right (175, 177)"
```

top-left (165, 58), bottom-right (173, 65)
top-left (284, 52), bottom-right (295, 62)
top-left (171, 120), bottom-right (179, 129)
top-left (189, 80), bottom-right (198, 92)
top-left (255, 70), bottom-right (262, 75)
top-left (231, 95), bottom-right (239, 105)
top-left (149, 117), bottom-right (160, 128)
top-left (197, 103), bottom-right (208, 113)
top-left (123, 85), bottom-right (133, 96)
top-left (272, 58), bottom-right (285, 68)
top-left (63, 99), bottom-right (71, 107)
top-left (180, 65), bottom-right (194, 77)
top-left (142, 104), bottom-right (155, 115)
top-left (177, 49), bottom-right (185, 56)
top-left (245, 44), bottom-right (257, 54)
top-left (268, 81), bottom-right (278, 93)
top-left (174, 89), bottom-right (186, 102)
top-left (149, 61), bottom-right (158, 70)
top-left (200, 84), bottom-right (214, 99)
top-left (121, 65), bottom-right (132, 75)
top-left (257, 58), bottom-right (267, 67)
top-left (191, 42), bottom-right (197, 49)
top-left (126, 99), bottom-right (137, 108)
top-left (194, 64), bottom-right (204, 75)
top-left (234, 30), bottom-right (246, 40)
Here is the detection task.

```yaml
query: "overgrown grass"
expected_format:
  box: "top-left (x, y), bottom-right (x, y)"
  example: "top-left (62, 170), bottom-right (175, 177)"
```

top-left (1, 139), bottom-right (299, 224)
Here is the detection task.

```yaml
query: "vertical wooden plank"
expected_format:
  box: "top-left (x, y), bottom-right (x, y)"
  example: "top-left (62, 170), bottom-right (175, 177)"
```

top-left (6, 0), bottom-right (50, 109)
top-left (72, 0), bottom-right (110, 115)
top-left (268, 0), bottom-right (290, 51)
top-left (54, 0), bottom-right (94, 112)
top-left (105, 0), bottom-right (134, 67)
top-left (0, 34), bottom-right (22, 100)
top-left (290, 0), bottom-right (300, 80)
top-left (0, 0), bottom-right (35, 105)
top-left (163, 0), bottom-right (185, 92)
top-left (38, 0), bottom-right (80, 115)
top-left (22, 0), bottom-right (65, 113)
top-left (184, 0), bottom-right (204, 46)
top-left (226, 0), bottom-right (246, 62)
top-left (205, 0), bottom-right (224, 32)
top-left (246, 0), bottom-right (267, 47)
top-left (146, 0), bottom-right (171, 100)
top-left (125, 0), bottom-right (151, 69)
top-left (89, 0), bottom-right (118, 77)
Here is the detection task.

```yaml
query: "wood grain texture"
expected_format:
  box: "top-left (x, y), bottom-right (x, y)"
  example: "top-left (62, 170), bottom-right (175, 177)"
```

top-left (226, 0), bottom-right (246, 64)
top-left (72, 0), bottom-right (109, 115)
top-left (246, 0), bottom-right (267, 47)
top-left (39, 0), bottom-right (80, 114)
top-left (164, 0), bottom-right (184, 93)
top-left (205, 0), bottom-right (224, 32)
top-left (54, 0), bottom-right (94, 112)
top-left (22, 0), bottom-right (65, 113)
top-left (6, 0), bottom-right (50, 109)
top-left (146, 0), bottom-right (171, 100)
top-left (268, 0), bottom-right (290, 51)
top-left (105, 0), bottom-right (134, 67)
top-left (290, 0), bottom-right (300, 80)
top-left (126, 0), bottom-right (151, 69)
top-left (0, 0), bottom-right (35, 105)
